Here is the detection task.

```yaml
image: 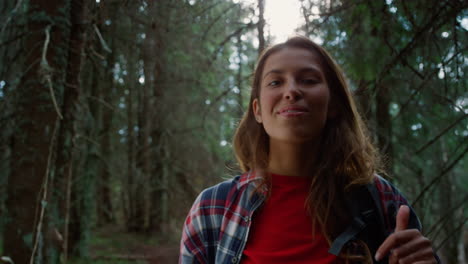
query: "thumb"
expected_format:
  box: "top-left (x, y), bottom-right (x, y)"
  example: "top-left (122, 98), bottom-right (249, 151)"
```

top-left (395, 205), bottom-right (410, 232)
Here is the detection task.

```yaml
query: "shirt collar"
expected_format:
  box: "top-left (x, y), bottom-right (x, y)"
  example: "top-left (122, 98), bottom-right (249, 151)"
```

top-left (237, 171), bottom-right (264, 189)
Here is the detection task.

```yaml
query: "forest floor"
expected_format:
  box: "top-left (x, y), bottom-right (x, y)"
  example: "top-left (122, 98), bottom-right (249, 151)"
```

top-left (82, 225), bottom-right (179, 264)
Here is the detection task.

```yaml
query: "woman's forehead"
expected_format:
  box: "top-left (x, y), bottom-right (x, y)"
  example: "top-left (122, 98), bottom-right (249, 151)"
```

top-left (261, 47), bottom-right (324, 77)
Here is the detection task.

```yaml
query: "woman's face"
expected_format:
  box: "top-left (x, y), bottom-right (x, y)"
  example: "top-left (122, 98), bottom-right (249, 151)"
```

top-left (253, 47), bottom-right (333, 145)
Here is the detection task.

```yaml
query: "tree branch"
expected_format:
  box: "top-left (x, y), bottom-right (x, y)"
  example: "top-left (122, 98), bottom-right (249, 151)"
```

top-left (392, 46), bottom-right (467, 120)
top-left (0, 32), bottom-right (26, 47)
top-left (193, 1), bottom-right (223, 21)
top-left (201, 3), bottom-right (237, 42)
top-left (413, 142), bottom-right (468, 205)
top-left (209, 23), bottom-right (255, 66)
top-left (39, 25), bottom-right (63, 119)
top-left (93, 24), bottom-right (112, 53)
top-left (0, 0), bottom-right (24, 38)
top-left (171, 75), bottom-right (251, 135)
top-left (415, 113), bottom-right (467, 154)
top-left (377, 1), bottom-right (456, 82)
top-left (316, 1), bottom-right (363, 17)
top-left (30, 119), bottom-right (60, 264)
top-left (435, 217), bottom-right (467, 251)
top-left (426, 193), bottom-right (468, 236)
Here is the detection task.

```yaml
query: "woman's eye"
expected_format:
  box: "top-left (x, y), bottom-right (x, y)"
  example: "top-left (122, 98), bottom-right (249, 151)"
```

top-left (302, 79), bottom-right (320, 85)
top-left (268, 80), bottom-right (280, 86)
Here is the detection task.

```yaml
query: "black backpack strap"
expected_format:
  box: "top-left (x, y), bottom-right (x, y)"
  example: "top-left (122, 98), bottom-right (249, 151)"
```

top-left (328, 207), bottom-right (373, 255)
top-left (329, 182), bottom-right (388, 263)
top-left (365, 182), bottom-right (388, 238)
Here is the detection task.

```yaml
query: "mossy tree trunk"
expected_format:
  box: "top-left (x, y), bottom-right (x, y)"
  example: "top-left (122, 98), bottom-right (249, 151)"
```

top-left (4, 0), bottom-right (70, 262)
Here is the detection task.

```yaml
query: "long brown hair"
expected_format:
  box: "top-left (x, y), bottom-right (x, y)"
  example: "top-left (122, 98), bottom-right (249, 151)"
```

top-left (233, 36), bottom-right (381, 261)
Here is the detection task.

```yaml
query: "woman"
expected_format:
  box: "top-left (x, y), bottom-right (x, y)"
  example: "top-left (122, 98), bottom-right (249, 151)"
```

top-left (180, 36), bottom-right (437, 264)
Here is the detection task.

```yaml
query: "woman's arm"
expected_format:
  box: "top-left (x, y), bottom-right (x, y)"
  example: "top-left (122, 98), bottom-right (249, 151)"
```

top-left (179, 178), bottom-right (236, 264)
top-left (179, 193), bottom-right (209, 264)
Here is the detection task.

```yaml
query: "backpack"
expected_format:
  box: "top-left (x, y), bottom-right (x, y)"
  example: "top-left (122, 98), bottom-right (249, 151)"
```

top-left (328, 182), bottom-right (419, 263)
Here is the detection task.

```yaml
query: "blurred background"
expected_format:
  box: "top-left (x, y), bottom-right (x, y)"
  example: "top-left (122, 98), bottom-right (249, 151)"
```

top-left (0, 0), bottom-right (466, 263)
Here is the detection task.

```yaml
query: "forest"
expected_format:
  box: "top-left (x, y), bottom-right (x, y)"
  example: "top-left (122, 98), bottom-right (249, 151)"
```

top-left (0, 0), bottom-right (466, 263)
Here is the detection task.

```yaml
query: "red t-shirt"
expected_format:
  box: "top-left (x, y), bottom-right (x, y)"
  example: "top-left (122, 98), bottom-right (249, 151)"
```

top-left (242, 173), bottom-right (340, 263)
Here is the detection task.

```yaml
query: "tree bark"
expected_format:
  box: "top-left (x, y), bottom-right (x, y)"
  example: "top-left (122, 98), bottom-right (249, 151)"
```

top-left (4, 0), bottom-right (67, 263)
top-left (257, 0), bottom-right (266, 54)
top-left (125, 64), bottom-right (138, 231)
top-left (236, 33), bottom-right (243, 116)
top-left (135, 0), bottom-right (156, 231)
top-left (124, 19), bottom-right (141, 231)
top-left (147, 0), bottom-right (166, 233)
top-left (437, 139), bottom-right (458, 263)
top-left (96, 8), bottom-right (116, 226)
top-left (53, 0), bottom-right (87, 259)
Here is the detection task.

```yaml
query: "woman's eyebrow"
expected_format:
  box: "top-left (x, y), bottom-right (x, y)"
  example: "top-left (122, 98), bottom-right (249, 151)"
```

top-left (263, 67), bottom-right (323, 80)
top-left (298, 67), bottom-right (323, 76)
top-left (262, 69), bottom-right (283, 80)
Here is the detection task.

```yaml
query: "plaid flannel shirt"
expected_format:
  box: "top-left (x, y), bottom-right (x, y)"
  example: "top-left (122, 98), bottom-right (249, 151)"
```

top-left (179, 172), bottom-right (419, 264)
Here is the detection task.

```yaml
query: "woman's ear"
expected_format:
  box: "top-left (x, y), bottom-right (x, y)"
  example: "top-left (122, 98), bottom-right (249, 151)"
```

top-left (253, 99), bottom-right (262, 123)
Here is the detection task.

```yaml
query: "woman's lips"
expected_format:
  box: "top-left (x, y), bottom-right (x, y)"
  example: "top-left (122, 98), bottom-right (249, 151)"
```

top-left (277, 106), bottom-right (309, 117)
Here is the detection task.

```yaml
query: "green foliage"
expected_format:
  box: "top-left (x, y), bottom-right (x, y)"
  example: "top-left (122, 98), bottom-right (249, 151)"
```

top-left (1, 0), bottom-right (465, 262)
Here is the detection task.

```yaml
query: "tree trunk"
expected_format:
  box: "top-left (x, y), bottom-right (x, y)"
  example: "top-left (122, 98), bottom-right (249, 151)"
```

top-left (236, 33), bottom-right (243, 116)
top-left (96, 15), bottom-right (115, 226)
top-left (437, 139), bottom-right (458, 263)
top-left (125, 68), bottom-right (138, 231)
top-left (299, 0), bottom-right (311, 35)
top-left (0, 0), bottom-right (16, 245)
top-left (53, 0), bottom-right (87, 260)
top-left (4, 0), bottom-right (68, 263)
top-left (135, 2), bottom-right (156, 231)
top-left (124, 24), bottom-right (142, 231)
top-left (97, 73), bottom-right (115, 225)
top-left (77, 42), bottom-right (102, 258)
top-left (257, 0), bottom-right (266, 54)
top-left (147, 0), bottom-right (167, 232)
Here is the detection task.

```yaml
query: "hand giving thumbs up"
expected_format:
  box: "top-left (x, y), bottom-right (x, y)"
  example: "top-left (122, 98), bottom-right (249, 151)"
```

top-left (375, 205), bottom-right (436, 264)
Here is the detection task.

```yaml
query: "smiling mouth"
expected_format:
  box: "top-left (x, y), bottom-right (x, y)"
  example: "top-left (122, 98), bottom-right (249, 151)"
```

top-left (283, 109), bottom-right (306, 113)
top-left (278, 106), bottom-right (309, 116)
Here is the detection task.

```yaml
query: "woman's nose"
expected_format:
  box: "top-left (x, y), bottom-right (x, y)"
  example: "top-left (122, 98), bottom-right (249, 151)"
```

top-left (284, 81), bottom-right (301, 101)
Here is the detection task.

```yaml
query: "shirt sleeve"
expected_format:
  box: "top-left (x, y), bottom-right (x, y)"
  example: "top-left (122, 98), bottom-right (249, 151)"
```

top-left (179, 192), bottom-right (208, 264)
top-left (179, 179), bottom-right (231, 264)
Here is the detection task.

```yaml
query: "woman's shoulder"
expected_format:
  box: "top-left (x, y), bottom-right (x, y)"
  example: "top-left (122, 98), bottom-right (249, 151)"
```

top-left (373, 175), bottom-right (405, 197)
top-left (370, 174), bottom-right (421, 231)
top-left (191, 171), bottom-right (261, 209)
top-left (371, 174), bottom-right (410, 208)
top-left (198, 176), bottom-right (240, 198)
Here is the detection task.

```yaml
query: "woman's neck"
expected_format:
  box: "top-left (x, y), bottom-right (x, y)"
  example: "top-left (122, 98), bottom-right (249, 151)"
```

top-left (267, 140), bottom-right (319, 177)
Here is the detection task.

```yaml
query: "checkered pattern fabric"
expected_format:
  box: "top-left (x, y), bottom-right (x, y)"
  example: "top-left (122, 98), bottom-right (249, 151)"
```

top-left (179, 172), bottom-right (418, 264)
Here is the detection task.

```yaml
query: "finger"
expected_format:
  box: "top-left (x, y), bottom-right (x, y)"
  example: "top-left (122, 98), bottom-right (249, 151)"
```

top-left (389, 243), bottom-right (433, 264)
top-left (389, 249), bottom-right (399, 264)
top-left (396, 205), bottom-right (410, 232)
top-left (397, 247), bottom-right (435, 264)
top-left (375, 229), bottom-right (420, 261)
top-left (412, 261), bottom-right (438, 264)
top-left (391, 234), bottom-right (432, 260)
